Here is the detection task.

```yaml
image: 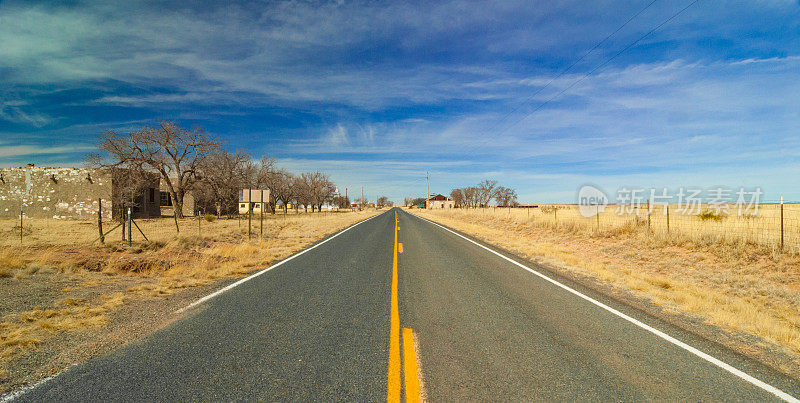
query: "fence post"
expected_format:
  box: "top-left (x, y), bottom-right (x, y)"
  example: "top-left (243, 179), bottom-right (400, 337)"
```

top-left (98, 198), bottom-right (104, 244)
top-left (19, 204), bottom-right (23, 244)
top-left (647, 199), bottom-right (651, 232)
top-left (596, 204), bottom-right (600, 232)
top-left (127, 207), bottom-right (132, 247)
top-left (666, 204), bottom-right (670, 234)
top-left (781, 196), bottom-right (784, 252)
top-left (248, 188), bottom-right (252, 239)
top-left (554, 205), bottom-right (558, 227)
top-left (260, 190), bottom-right (264, 238)
top-left (198, 211), bottom-right (201, 237)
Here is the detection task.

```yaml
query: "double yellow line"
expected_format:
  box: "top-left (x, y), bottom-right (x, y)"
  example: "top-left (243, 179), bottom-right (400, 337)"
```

top-left (388, 210), bottom-right (421, 402)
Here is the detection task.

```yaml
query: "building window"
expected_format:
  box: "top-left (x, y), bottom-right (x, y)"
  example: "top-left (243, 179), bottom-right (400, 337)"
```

top-left (160, 192), bottom-right (172, 206)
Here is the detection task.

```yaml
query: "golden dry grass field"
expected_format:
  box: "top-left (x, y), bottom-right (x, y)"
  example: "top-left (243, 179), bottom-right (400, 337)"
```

top-left (0, 209), bottom-right (379, 386)
top-left (412, 206), bottom-right (800, 372)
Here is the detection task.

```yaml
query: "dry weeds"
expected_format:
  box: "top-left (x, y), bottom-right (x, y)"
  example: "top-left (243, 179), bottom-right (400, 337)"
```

top-left (0, 210), bottom-right (378, 380)
top-left (413, 208), bottom-right (800, 360)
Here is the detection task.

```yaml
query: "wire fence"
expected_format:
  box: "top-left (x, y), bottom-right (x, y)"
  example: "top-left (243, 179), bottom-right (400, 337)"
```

top-left (435, 203), bottom-right (800, 254)
top-left (0, 208), bottom-right (368, 247)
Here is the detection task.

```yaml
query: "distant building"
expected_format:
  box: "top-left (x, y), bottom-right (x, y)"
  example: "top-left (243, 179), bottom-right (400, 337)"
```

top-left (0, 165), bottom-right (194, 219)
top-left (427, 194), bottom-right (454, 209)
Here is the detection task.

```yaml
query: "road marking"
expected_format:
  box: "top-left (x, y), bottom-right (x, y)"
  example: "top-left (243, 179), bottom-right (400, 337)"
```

top-left (4, 213), bottom-right (387, 402)
top-left (175, 213), bottom-right (384, 314)
top-left (403, 328), bottom-right (421, 403)
top-left (388, 210), bottom-right (401, 402)
top-left (411, 212), bottom-right (799, 402)
top-left (399, 243), bottom-right (404, 254)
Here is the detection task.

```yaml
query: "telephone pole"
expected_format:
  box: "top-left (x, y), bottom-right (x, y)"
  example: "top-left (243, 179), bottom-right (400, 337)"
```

top-left (426, 171), bottom-right (430, 209)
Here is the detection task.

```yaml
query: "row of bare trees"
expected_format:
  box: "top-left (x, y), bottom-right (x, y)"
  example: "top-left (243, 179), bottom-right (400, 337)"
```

top-left (93, 121), bottom-right (347, 220)
top-left (450, 179), bottom-right (518, 207)
top-left (194, 153), bottom-right (343, 215)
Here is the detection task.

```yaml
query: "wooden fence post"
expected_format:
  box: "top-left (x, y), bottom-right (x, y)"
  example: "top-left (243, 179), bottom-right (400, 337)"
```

top-left (781, 196), bottom-right (784, 252)
top-left (19, 204), bottom-right (23, 244)
top-left (98, 198), bottom-right (104, 244)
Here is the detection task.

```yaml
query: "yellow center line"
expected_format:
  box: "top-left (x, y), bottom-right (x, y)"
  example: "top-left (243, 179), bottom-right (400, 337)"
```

top-left (388, 211), bottom-right (401, 402)
top-left (402, 328), bottom-right (421, 403)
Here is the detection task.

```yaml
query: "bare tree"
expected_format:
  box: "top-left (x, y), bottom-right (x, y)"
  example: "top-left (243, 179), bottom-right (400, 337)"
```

top-left (450, 188), bottom-right (465, 208)
top-left (98, 121), bottom-right (220, 218)
top-left (271, 170), bottom-right (295, 214)
top-left (293, 174), bottom-right (313, 213)
top-left (495, 186), bottom-right (518, 207)
top-left (333, 195), bottom-right (351, 209)
top-left (463, 187), bottom-right (478, 208)
top-left (255, 157), bottom-right (279, 214)
top-left (196, 149), bottom-right (252, 217)
top-left (409, 197), bottom-right (426, 207)
top-left (377, 196), bottom-right (392, 208)
top-left (353, 196), bottom-right (369, 210)
top-left (476, 179), bottom-right (498, 207)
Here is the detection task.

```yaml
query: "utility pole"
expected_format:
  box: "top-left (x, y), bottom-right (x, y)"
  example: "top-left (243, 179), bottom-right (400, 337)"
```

top-left (426, 171), bottom-right (430, 209)
top-left (362, 186), bottom-right (364, 210)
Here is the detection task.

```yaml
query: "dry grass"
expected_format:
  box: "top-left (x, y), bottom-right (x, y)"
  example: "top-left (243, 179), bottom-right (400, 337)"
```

top-left (0, 209), bottom-right (379, 378)
top-left (413, 208), bottom-right (800, 359)
top-left (1, 294), bottom-right (126, 366)
top-left (460, 203), bottom-right (799, 253)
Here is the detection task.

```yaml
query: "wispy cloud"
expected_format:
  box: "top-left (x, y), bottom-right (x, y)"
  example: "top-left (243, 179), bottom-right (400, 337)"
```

top-left (1, 0), bottom-right (799, 201)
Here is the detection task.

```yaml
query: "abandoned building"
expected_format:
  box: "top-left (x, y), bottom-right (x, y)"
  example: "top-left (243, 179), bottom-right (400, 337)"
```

top-left (427, 194), bottom-right (455, 209)
top-left (0, 165), bottom-right (194, 219)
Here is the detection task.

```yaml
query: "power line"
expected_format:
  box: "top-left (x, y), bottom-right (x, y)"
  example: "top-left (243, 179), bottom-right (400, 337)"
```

top-left (486, 0), bottom-right (660, 136)
top-left (493, 0), bottom-right (700, 139)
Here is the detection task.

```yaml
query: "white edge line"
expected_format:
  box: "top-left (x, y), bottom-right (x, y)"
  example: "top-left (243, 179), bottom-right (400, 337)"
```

top-left (1, 365), bottom-right (75, 403)
top-left (410, 212), bottom-right (799, 402)
top-left (175, 212), bottom-right (384, 314)
top-left (1, 212), bottom-right (385, 402)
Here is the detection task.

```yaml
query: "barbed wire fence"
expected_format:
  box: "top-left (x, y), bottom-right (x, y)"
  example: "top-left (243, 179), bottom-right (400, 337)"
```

top-left (438, 202), bottom-right (800, 254)
top-left (0, 206), bottom-right (364, 248)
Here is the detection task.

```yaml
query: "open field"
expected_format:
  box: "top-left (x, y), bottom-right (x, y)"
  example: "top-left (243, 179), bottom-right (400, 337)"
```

top-left (467, 203), bottom-right (800, 253)
top-left (412, 207), bottom-right (800, 374)
top-left (0, 209), bottom-right (379, 393)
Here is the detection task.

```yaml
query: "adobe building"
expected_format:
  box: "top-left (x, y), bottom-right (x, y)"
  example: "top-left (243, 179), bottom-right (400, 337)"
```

top-left (427, 194), bottom-right (454, 209)
top-left (159, 180), bottom-right (196, 217)
top-left (0, 165), bottom-right (193, 219)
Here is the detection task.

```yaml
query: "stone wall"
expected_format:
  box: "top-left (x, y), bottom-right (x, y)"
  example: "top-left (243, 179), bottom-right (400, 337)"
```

top-left (1, 166), bottom-right (197, 220)
top-left (0, 166), bottom-right (113, 219)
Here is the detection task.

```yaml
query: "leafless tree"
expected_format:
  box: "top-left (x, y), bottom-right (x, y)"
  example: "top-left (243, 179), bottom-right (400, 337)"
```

top-left (495, 186), bottom-right (518, 207)
top-left (463, 187), bottom-right (478, 208)
top-left (477, 179), bottom-right (498, 207)
top-left (98, 121), bottom-right (220, 218)
top-left (409, 197), bottom-right (426, 207)
top-left (450, 189), bottom-right (465, 208)
top-left (292, 174), bottom-right (312, 213)
top-left (270, 170), bottom-right (295, 214)
top-left (85, 154), bottom-right (154, 239)
top-left (333, 195), bottom-right (351, 209)
top-left (377, 196), bottom-right (392, 208)
top-left (196, 149), bottom-right (253, 217)
top-left (353, 196), bottom-right (369, 210)
top-left (251, 156), bottom-right (279, 214)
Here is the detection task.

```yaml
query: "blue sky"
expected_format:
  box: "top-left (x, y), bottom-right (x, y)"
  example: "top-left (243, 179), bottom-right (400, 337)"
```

top-left (1, 0), bottom-right (799, 203)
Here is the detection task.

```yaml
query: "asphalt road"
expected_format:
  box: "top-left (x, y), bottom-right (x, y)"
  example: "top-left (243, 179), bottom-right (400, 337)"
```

top-left (13, 208), bottom-right (800, 401)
